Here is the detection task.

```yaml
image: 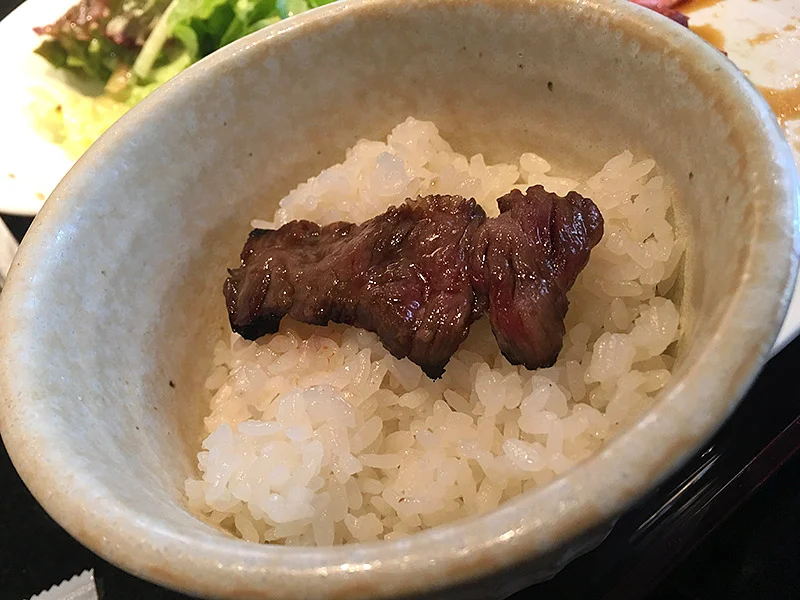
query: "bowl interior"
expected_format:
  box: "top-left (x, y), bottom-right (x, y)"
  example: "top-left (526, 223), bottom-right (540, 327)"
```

top-left (1, 0), bottom-right (796, 598)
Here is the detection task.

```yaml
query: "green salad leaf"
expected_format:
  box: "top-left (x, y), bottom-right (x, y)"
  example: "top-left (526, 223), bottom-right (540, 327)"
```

top-left (31, 0), bottom-right (336, 157)
top-left (33, 0), bottom-right (172, 85)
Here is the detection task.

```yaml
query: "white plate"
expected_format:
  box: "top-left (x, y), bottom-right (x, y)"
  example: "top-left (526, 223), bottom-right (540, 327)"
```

top-left (1, 0), bottom-right (799, 350)
top-left (684, 2), bottom-right (800, 353)
top-left (0, 0), bottom-right (77, 216)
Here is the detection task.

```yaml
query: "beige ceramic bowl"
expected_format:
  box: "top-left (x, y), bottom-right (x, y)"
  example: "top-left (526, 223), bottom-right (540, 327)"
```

top-left (1, 0), bottom-right (798, 598)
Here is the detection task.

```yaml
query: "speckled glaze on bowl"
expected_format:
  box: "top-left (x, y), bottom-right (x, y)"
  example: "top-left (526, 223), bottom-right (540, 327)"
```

top-left (0, 0), bottom-right (797, 598)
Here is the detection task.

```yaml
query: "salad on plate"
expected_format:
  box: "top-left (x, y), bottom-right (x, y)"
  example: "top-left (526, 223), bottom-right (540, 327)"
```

top-left (28, 0), bottom-right (337, 158)
top-left (19, 0), bottom-right (696, 161)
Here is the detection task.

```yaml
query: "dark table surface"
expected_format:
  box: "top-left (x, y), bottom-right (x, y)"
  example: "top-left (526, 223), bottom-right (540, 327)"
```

top-left (1, 0), bottom-right (799, 597)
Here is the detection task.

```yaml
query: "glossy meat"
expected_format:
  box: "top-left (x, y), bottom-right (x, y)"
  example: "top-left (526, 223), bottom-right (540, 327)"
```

top-left (225, 195), bottom-right (487, 377)
top-left (225, 186), bottom-right (604, 378)
top-left (471, 187), bottom-right (604, 370)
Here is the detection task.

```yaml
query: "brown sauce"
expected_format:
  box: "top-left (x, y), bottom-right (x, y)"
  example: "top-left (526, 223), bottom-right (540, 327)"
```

top-left (681, 0), bottom-right (725, 13)
top-left (757, 85), bottom-right (800, 125)
top-left (748, 31), bottom-right (778, 45)
top-left (749, 24), bottom-right (798, 46)
top-left (690, 24), bottom-right (726, 50)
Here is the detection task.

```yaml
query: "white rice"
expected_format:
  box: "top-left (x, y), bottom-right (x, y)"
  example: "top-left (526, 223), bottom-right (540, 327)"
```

top-left (185, 117), bottom-right (684, 546)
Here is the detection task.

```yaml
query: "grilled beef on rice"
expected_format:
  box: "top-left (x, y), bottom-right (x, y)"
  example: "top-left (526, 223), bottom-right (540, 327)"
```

top-left (224, 185), bottom-right (604, 378)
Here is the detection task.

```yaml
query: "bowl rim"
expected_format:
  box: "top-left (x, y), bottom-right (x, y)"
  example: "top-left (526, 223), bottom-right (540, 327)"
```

top-left (1, 0), bottom-right (798, 598)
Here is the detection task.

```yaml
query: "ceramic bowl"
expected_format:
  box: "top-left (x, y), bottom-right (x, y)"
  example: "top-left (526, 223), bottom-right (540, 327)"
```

top-left (1, 0), bottom-right (797, 598)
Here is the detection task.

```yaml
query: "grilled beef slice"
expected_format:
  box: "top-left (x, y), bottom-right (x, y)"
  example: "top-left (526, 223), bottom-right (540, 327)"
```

top-left (225, 185), bottom-right (603, 378)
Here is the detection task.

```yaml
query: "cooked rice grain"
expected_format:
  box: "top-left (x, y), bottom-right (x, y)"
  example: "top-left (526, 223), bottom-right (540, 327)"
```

top-left (186, 117), bottom-right (683, 545)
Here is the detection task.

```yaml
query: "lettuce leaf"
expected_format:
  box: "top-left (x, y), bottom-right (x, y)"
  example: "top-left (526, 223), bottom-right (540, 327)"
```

top-left (32, 0), bottom-right (336, 156)
top-left (33, 0), bottom-right (172, 84)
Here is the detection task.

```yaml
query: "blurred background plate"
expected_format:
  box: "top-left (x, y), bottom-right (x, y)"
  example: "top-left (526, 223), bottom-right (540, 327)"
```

top-left (685, 0), bottom-right (800, 351)
top-left (0, 0), bottom-right (77, 217)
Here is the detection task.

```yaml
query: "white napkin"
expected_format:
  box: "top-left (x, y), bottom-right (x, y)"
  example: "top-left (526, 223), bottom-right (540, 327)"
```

top-left (0, 218), bottom-right (18, 287)
top-left (28, 570), bottom-right (98, 600)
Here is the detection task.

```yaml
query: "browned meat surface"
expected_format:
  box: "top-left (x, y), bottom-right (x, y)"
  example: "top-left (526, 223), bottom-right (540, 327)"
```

top-left (225, 186), bottom-right (604, 378)
top-left (471, 188), bottom-right (604, 370)
top-left (225, 195), bottom-right (486, 375)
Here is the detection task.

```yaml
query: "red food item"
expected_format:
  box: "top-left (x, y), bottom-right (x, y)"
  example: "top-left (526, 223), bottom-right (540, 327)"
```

top-left (630, 0), bottom-right (690, 27)
top-left (225, 187), bottom-right (604, 378)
